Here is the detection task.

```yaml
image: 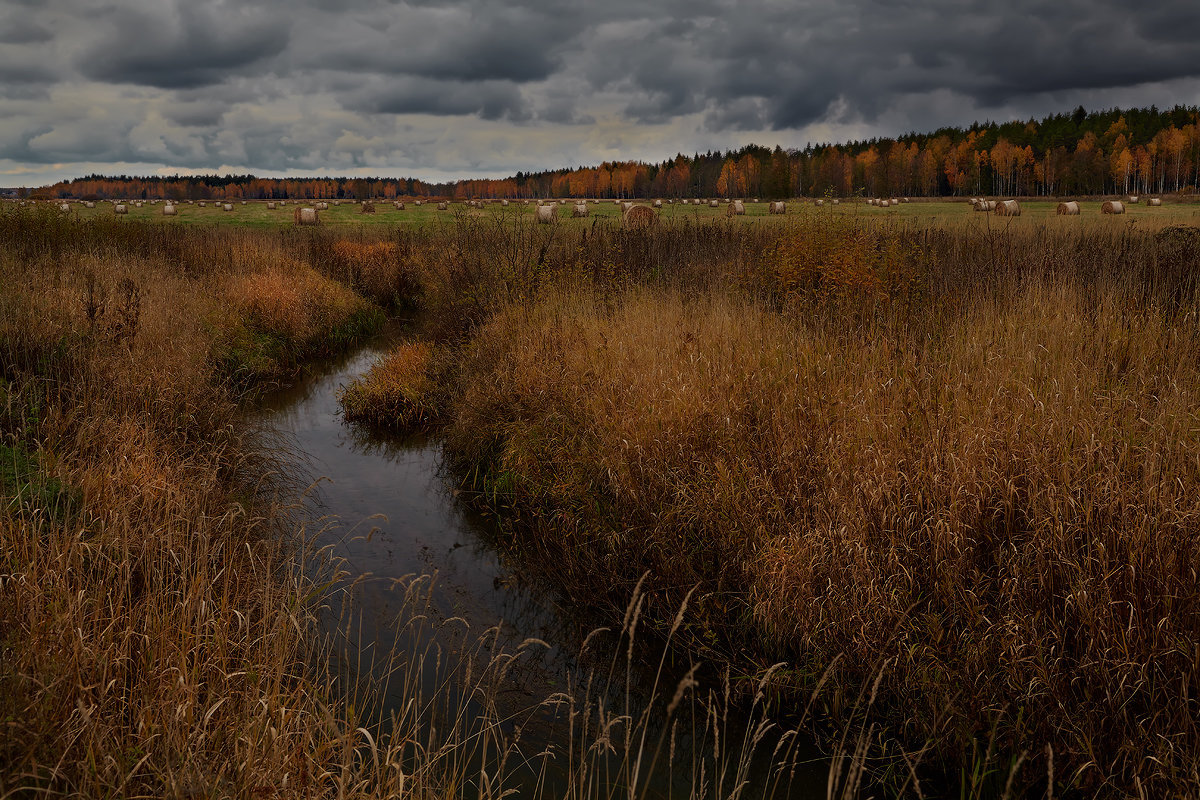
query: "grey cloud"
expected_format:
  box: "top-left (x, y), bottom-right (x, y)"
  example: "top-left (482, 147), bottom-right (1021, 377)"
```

top-left (345, 77), bottom-right (528, 120)
top-left (0, 14), bottom-right (53, 43)
top-left (77, 2), bottom-right (290, 88)
top-left (2, 0), bottom-right (1200, 179)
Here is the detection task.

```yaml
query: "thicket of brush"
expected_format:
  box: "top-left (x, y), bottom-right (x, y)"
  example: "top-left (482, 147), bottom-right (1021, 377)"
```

top-left (343, 212), bottom-right (1200, 795)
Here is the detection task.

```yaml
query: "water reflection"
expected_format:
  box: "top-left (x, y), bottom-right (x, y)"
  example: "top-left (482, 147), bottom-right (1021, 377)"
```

top-left (254, 326), bottom-right (828, 798)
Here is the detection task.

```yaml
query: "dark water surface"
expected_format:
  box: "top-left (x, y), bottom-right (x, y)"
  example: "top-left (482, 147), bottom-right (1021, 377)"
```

top-left (255, 326), bottom-right (829, 798)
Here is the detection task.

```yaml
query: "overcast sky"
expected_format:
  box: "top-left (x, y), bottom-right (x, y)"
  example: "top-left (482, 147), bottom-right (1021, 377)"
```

top-left (3, 0), bottom-right (1200, 186)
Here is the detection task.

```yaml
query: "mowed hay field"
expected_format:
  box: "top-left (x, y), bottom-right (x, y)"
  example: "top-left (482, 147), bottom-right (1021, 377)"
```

top-left (16, 196), bottom-right (1200, 230)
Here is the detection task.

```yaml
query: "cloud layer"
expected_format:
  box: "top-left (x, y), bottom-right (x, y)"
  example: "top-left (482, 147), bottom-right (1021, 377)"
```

top-left (3, 0), bottom-right (1200, 184)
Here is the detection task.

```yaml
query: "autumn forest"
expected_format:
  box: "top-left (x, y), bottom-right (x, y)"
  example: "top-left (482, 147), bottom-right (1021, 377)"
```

top-left (28, 104), bottom-right (1200, 203)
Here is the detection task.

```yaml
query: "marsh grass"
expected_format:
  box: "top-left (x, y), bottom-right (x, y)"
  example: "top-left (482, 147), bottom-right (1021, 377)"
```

top-left (8, 202), bottom-right (1200, 797)
top-left (345, 211), bottom-right (1200, 795)
top-left (0, 207), bottom-right (387, 797)
top-left (0, 207), bottom-right (825, 800)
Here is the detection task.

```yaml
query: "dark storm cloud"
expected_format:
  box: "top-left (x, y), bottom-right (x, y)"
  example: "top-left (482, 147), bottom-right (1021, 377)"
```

top-left (344, 77), bottom-right (528, 120)
top-left (3, 0), bottom-right (1200, 178)
top-left (0, 14), bottom-right (52, 44)
top-left (77, 2), bottom-right (290, 89)
top-left (312, 4), bottom-right (569, 84)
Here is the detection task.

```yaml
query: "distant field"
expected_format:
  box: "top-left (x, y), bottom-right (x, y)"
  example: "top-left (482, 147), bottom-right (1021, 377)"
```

top-left (9, 196), bottom-right (1200, 229)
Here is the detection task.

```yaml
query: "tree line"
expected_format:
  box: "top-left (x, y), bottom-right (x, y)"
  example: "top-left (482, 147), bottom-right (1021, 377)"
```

top-left (28, 105), bottom-right (1200, 201)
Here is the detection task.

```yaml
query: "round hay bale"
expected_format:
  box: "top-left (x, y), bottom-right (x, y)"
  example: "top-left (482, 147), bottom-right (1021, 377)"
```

top-left (241, 201), bottom-right (247, 205)
top-left (653, 199), bottom-right (662, 208)
top-left (831, 199), bottom-right (840, 205)
top-left (437, 202), bottom-right (448, 211)
top-left (769, 201), bottom-right (786, 215)
top-left (623, 204), bottom-right (657, 230)
top-left (333, 200), bottom-right (341, 206)
top-left (360, 201), bottom-right (376, 213)
top-left (709, 199), bottom-right (719, 207)
top-left (901, 198), bottom-right (909, 203)
top-left (501, 199), bottom-right (509, 207)
top-left (1056, 201), bottom-right (1080, 216)
top-left (58, 203), bottom-right (71, 212)
top-left (814, 199), bottom-right (824, 206)
top-left (621, 201), bottom-right (633, 212)
top-left (559, 199), bottom-right (566, 205)
top-left (1128, 196), bottom-right (1139, 204)
top-left (294, 207), bottom-right (319, 225)
top-left (536, 204), bottom-right (556, 224)
top-left (726, 200), bottom-right (745, 216)
top-left (114, 204), bottom-right (127, 215)
top-left (995, 200), bottom-right (1021, 216)
top-left (868, 198), bottom-right (878, 206)
top-left (162, 204), bottom-right (177, 216)
top-left (394, 202), bottom-right (405, 210)
top-left (613, 199), bottom-right (621, 205)
top-left (572, 203), bottom-right (589, 218)
top-left (1148, 198), bottom-right (1163, 206)
top-left (198, 201), bottom-right (206, 207)
top-left (414, 200), bottom-right (423, 206)
top-left (223, 203), bottom-right (233, 211)
top-left (267, 201), bottom-right (277, 210)
top-left (1102, 200), bottom-right (1125, 215)
top-left (84, 201), bottom-right (95, 208)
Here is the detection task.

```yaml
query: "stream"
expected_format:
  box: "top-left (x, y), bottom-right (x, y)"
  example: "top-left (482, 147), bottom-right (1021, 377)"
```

top-left (255, 325), bottom-right (830, 798)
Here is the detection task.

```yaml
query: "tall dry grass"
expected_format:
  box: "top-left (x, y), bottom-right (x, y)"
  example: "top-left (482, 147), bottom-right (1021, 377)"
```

top-left (0, 208), bottom-right (391, 797)
top-left (399, 216), bottom-right (1200, 795)
top-left (1, 208), bottom-right (823, 800)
